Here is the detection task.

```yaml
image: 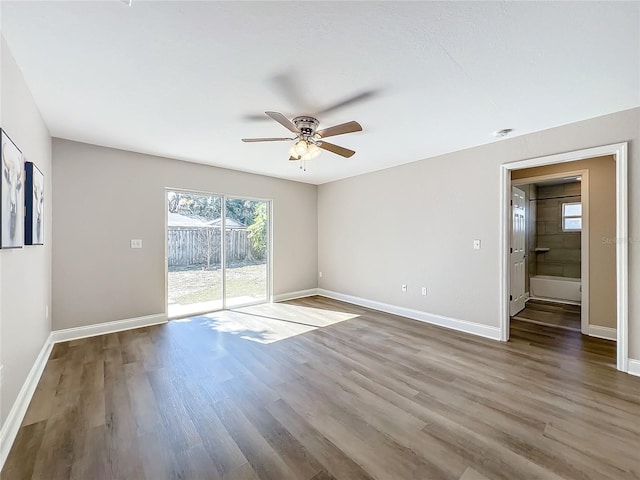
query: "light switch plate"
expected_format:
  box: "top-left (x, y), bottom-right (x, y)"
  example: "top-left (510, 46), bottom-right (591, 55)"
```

top-left (473, 239), bottom-right (481, 250)
top-left (131, 239), bottom-right (143, 249)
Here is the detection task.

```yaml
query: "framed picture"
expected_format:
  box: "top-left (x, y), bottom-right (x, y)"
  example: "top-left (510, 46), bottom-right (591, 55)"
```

top-left (1, 129), bottom-right (24, 249)
top-left (25, 162), bottom-right (44, 245)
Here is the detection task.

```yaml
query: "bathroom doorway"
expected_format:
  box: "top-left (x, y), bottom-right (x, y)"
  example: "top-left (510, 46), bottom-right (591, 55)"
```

top-left (499, 143), bottom-right (629, 372)
top-left (511, 172), bottom-right (587, 333)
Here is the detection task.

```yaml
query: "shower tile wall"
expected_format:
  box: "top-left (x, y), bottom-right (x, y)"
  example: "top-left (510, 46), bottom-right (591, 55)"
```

top-left (525, 185), bottom-right (537, 294)
top-left (535, 182), bottom-right (581, 278)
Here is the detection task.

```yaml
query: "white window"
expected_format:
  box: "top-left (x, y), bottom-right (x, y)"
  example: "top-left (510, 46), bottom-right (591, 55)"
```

top-left (562, 202), bottom-right (582, 231)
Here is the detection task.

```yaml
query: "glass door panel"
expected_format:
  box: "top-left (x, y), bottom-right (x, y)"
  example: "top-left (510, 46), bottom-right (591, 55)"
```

top-left (224, 198), bottom-right (269, 308)
top-left (167, 191), bottom-right (223, 318)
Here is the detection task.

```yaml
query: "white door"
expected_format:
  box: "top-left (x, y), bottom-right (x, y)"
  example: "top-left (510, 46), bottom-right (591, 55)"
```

top-left (510, 186), bottom-right (526, 316)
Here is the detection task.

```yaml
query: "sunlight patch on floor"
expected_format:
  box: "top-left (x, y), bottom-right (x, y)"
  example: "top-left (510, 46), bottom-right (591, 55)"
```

top-left (197, 303), bottom-right (360, 344)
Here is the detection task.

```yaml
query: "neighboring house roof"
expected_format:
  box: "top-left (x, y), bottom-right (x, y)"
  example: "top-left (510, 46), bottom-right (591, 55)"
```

top-left (210, 218), bottom-right (246, 229)
top-left (168, 212), bottom-right (215, 227)
top-left (168, 212), bottom-right (246, 228)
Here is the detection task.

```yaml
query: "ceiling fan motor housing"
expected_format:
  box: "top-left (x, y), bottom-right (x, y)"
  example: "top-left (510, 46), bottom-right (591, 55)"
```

top-left (293, 116), bottom-right (320, 137)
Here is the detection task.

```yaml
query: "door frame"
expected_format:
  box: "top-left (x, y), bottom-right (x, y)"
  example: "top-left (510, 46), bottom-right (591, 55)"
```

top-left (499, 142), bottom-right (628, 372)
top-left (512, 169), bottom-right (589, 334)
top-left (164, 187), bottom-right (273, 318)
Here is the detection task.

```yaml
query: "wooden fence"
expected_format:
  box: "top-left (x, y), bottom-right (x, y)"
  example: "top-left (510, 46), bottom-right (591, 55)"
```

top-left (168, 227), bottom-right (254, 268)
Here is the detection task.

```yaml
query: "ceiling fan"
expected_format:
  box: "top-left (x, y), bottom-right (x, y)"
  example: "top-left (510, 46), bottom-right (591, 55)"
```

top-left (242, 111), bottom-right (362, 166)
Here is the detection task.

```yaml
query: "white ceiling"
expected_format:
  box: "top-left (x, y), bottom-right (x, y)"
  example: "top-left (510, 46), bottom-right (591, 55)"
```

top-left (1, 1), bottom-right (639, 185)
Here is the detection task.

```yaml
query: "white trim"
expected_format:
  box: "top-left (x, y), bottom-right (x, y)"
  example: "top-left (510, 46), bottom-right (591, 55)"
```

top-left (500, 165), bottom-right (510, 341)
top-left (581, 170), bottom-right (590, 337)
top-left (615, 143), bottom-right (629, 372)
top-left (274, 289), bottom-right (318, 302)
top-left (51, 313), bottom-right (167, 343)
top-left (0, 333), bottom-right (54, 471)
top-left (588, 325), bottom-right (617, 341)
top-left (318, 289), bottom-right (501, 340)
top-left (500, 142), bottom-right (628, 372)
top-left (164, 189), bottom-right (169, 322)
top-left (628, 359), bottom-right (640, 378)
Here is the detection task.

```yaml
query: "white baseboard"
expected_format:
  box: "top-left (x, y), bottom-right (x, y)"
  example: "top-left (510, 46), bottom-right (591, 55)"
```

top-left (51, 313), bottom-right (167, 343)
top-left (627, 359), bottom-right (640, 377)
top-left (588, 325), bottom-right (617, 341)
top-left (274, 289), bottom-right (318, 302)
top-left (317, 289), bottom-right (501, 341)
top-left (0, 333), bottom-right (54, 471)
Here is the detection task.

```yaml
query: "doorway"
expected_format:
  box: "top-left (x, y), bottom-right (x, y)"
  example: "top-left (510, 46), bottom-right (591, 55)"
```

top-left (510, 172), bottom-right (587, 334)
top-left (500, 143), bottom-right (629, 373)
top-left (166, 190), bottom-right (270, 318)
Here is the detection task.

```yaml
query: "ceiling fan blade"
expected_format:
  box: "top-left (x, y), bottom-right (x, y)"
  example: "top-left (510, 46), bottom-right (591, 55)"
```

top-left (315, 90), bottom-right (379, 115)
top-left (271, 72), bottom-right (314, 112)
top-left (243, 113), bottom-right (275, 121)
top-left (289, 156), bottom-right (299, 161)
top-left (265, 111), bottom-right (300, 134)
top-left (242, 137), bottom-right (295, 142)
top-left (318, 141), bottom-right (356, 158)
top-left (315, 121), bottom-right (362, 139)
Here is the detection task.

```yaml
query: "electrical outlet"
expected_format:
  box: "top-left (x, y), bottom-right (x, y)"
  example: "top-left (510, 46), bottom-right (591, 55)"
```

top-left (130, 239), bottom-right (143, 249)
top-left (319, 271), bottom-right (323, 278)
top-left (421, 287), bottom-right (427, 296)
top-left (401, 284), bottom-right (407, 292)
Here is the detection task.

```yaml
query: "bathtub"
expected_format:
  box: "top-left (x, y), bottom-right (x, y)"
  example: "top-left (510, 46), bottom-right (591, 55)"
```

top-left (529, 275), bottom-right (581, 304)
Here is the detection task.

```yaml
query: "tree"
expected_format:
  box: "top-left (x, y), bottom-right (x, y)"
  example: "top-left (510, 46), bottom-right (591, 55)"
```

top-left (225, 199), bottom-right (257, 226)
top-left (167, 192), bottom-right (221, 220)
top-left (248, 203), bottom-right (267, 260)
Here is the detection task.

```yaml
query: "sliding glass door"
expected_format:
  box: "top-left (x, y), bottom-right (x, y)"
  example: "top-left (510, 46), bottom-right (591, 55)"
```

top-left (167, 191), bottom-right (223, 318)
top-left (225, 198), bottom-right (269, 307)
top-left (166, 190), bottom-right (269, 318)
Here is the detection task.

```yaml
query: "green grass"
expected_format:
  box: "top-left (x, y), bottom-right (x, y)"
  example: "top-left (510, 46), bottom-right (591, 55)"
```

top-left (174, 278), bottom-right (265, 304)
top-left (168, 264), bottom-right (266, 305)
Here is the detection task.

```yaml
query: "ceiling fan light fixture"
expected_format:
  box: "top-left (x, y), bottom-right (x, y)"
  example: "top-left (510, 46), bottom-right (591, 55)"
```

top-left (242, 112), bottom-right (361, 164)
top-left (288, 145), bottom-right (299, 159)
top-left (295, 140), bottom-right (308, 156)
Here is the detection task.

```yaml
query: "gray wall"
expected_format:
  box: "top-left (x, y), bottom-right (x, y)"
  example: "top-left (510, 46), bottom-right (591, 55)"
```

top-left (0, 36), bottom-right (52, 425)
top-left (534, 183), bottom-right (581, 278)
top-left (52, 139), bottom-right (318, 330)
top-left (318, 108), bottom-right (639, 357)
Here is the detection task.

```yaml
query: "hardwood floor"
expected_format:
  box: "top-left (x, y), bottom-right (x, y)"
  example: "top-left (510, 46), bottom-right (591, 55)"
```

top-left (3, 296), bottom-right (639, 480)
top-left (512, 299), bottom-right (582, 331)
